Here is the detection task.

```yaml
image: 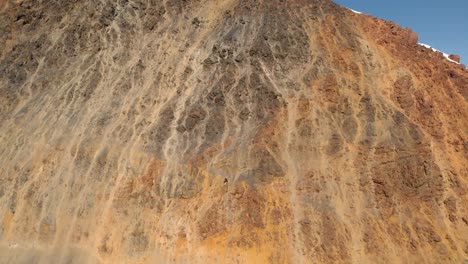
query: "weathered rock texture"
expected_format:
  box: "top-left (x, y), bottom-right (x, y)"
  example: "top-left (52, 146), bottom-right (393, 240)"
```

top-left (0, 0), bottom-right (467, 263)
top-left (449, 54), bottom-right (461, 64)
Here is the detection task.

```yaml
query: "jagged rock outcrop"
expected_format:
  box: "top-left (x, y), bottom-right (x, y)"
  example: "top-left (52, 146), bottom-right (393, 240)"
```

top-left (0, 0), bottom-right (467, 263)
top-left (449, 54), bottom-right (461, 63)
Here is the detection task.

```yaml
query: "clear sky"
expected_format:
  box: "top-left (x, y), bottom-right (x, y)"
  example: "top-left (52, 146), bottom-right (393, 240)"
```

top-left (333, 0), bottom-right (468, 64)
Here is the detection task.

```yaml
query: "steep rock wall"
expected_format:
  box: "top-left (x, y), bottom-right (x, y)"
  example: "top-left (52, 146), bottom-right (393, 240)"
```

top-left (0, 0), bottom-right (467, 263)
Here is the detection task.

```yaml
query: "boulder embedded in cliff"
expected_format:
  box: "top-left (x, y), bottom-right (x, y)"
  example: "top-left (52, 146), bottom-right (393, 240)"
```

top-left (404, 28), bottom-right (419, 44)
top-left (448, 54), bottom-right (461, 63)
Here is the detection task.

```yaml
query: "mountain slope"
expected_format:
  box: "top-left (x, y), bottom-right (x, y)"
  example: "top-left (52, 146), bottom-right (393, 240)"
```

top-left (0, 0), bottom-right (467, 263)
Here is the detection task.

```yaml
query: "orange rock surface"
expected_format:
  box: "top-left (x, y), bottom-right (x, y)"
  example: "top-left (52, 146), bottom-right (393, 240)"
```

top-left (0, 0), bottom-right (467, 263)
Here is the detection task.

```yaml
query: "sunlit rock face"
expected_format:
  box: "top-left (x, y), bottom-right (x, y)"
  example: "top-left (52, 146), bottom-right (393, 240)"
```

top-left (0, 0), bottom-right (467, 263)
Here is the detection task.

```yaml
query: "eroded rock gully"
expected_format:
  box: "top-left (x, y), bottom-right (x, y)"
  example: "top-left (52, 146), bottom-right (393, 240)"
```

top-left (0, 0), bottom-right (467, 263)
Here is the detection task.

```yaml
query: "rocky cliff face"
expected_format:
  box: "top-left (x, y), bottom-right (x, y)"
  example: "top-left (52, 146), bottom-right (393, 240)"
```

top-left (0, 0), bottom-right (467, 263)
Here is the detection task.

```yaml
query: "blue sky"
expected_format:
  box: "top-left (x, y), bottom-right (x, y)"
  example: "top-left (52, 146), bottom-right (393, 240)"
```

top-left (333, 0), bottom-right (468, 64)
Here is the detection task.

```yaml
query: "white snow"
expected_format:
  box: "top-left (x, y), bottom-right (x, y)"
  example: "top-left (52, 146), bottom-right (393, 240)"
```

top-left (347, 8), bottom-right (362, 14)
top-left (418, 43), bottom-right (460, 65)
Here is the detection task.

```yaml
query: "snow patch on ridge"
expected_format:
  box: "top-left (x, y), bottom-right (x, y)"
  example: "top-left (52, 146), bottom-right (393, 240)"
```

top-left (347, 8), bottom-right (362, 14)
top-left (418, 43), bottom-right (460, 65)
